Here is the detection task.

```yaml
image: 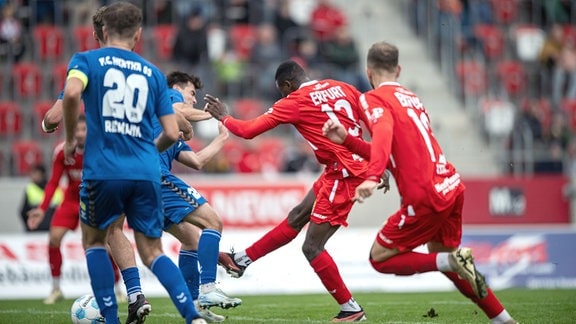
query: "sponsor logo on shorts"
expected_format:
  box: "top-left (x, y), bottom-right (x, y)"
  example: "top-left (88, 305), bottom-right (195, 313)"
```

top-left (378, 232), bottom-right (393, 244)
top-left (312, 212), bottom-right (328, 220)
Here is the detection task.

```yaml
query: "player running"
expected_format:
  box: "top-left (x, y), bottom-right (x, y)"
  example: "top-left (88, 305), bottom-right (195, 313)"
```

top-left (205, 60), bottom-right (370, 322)
top-left (322, 41), bottom-right (518, 324)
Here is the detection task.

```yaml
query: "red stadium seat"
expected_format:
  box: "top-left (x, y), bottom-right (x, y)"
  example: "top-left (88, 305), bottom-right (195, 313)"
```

top-left (0, 101), bottom-right (22, 137)
top-left (11, 140), bottom-right (43, 176)
top-left (562, 25), bottom-right (576, 43)
top-left (11, 62), bottom-right (42, 98)
top-left (33, 100), bottom-right (61, 136)
top-left (455, 60), bottom-right (487, 97)
top-left (51, 62), bottom-right (68, 95)
top-left (151, 24), bottom-right (177, 60)
top-left (561, 99), bottom-right (576, 130)
top-left (233, 98), bottom-right (266, 120)
top-left (32, 24), bottom-right (65, 61)
top-left (474, 24), bottom-right (505, 59)
top-left (491, 0), bottom-right (518, 25)
top-left (496, 60), bottom-right (526, 97)
top-left (73, 25), bottom-right (99, 52)
top-left (229, 24), bottom-right (257, 61)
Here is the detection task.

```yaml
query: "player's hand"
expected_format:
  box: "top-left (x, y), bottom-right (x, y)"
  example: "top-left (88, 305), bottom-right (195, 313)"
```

top-left (322, 119), bottom-right (347, 144)
top-left (353, 179), bottom-right (379, 203)
top-left (217, 121), bottom-right (229, 140)
top-left (27, 208), bottom-right (45, 230)
top-left (204, 94), bottom-right (230, 121)
top-left (377, 172), bottom-right (391, 194)
top-left (63, 140), bottom-right (77, 165)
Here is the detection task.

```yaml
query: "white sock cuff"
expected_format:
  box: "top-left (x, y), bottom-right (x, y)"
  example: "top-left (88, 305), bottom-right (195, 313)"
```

top-left (436, 253), bottom-right (451, 272)
top-left (491, 310), bottom-right (512, 324)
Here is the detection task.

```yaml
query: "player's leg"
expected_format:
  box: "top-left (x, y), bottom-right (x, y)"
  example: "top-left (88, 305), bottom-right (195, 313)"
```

top-left (305, 174), bottom-right (366, 322)
top-left (128, 180), bottom-right (201, 323)
top-left (167, 222), bottom-right (227, 322)
top-left (219, 188), bottom-right (315, 277)
top-left (44, 200), bottom-right (78, 304)
top-left (106, 214), bottom-right (150, 319)
top-left (80, 180), bottom-right (126, 324)
top-left (82, 222), bottom-right (119, 323)
top-left (426, 194), bottom-right (518, 324)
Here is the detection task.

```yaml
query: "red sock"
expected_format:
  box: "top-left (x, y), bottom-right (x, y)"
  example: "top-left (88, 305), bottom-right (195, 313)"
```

top-left (443, 272), bottom-right (504, 319)
top-left (245, 218), bottom-right (299, 261)
top-left (48, 246), bottom-right (62, 278)
top-left (370, 252), bottom-right (438, 275)
top-left (310, 250), bottom-right (352, 304)
top-left (109, 254), bottom-right (120, 284)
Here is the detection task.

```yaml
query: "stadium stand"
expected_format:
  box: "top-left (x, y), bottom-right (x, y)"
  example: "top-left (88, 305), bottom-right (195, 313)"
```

top-left (2, 0), bottom-right (573, 178)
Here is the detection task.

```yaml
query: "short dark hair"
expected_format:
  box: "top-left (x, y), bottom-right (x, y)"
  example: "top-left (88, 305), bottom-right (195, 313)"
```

top-left (101, 1), bottom-right (142, 39)
top-left (367, 42), bottom-right (399, 73)
top-left (166, 71), bottom-right (203, 90)
top-left (31, 164), bottom-right (46, 175)
top-left (92, 5), bottom-right (107, 42)
top-left (274, 60), bottom-right (306, 84)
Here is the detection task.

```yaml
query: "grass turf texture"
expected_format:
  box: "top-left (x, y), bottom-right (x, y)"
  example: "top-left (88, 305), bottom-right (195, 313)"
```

top-left (0, 289), bottom-right (574, 323)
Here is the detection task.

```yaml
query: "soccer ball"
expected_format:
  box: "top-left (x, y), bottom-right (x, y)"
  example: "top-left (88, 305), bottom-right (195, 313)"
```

top-left (70, 294), bottom-right (105, 324)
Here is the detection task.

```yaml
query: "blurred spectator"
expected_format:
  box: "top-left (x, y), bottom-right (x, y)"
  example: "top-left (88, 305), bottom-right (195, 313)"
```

top-left (291, 37), bottom-right (322, 74)
top-left (19, 164), bottom-right (62, 232)
top-left (282, 138), bottom-right (321, 173)
top-left (551, 39), bottom-right (576, 108)
top-left (251, 23), bottom-right (283, 99)
top-left (213, 43), bottom-right (245, 97)
top-left (172, 8), bottom-right (209, 69)
top-left (539, 24), bottom-right (565, 93)
top-left (0, 3), bottom-right (25, 62)
top-left (151, 0), bottom-right (173, 25)
top-left (542, 0), bottom-right (574, 25)
top-left (459, 0), bottom-right (493, 55)
top-left (309, 0), bottom-right (346, 43)
top-left (273, 0), bottom-right (300, 44)
top-left (321, 25), bottom-right (369, 91)
top-left (64, 0), bottom-right (99, 28)
top-left (215, 0), bottom-right (264, 26)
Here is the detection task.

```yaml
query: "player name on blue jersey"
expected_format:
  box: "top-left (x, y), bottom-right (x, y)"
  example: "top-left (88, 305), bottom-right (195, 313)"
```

top-left (104, 119), bottom-right (142, 137)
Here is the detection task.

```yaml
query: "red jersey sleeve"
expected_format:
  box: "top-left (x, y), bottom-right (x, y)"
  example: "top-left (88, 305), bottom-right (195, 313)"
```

top-left (222, 100), bottom-right (297, 139)
top-left (40, 148), bottom-right (65, 211)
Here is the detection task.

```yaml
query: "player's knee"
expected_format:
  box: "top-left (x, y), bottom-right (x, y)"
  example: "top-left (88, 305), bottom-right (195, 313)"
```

top-left (287, 207), bottom-right (310, 230)
top-left (301, 241), bottom-right (322, 260)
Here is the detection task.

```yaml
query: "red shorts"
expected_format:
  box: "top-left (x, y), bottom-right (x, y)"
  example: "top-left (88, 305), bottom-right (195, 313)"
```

top-left (50, 199), bottom-right (80, 230)
top-left (376, 192), bottom-right (464, 251)
top-left (310, 173), bottom-right (365, 227)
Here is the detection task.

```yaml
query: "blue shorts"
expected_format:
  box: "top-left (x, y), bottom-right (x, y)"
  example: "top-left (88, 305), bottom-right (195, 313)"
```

top-left (161, 174), bottom-right (206, 231)
top-left (80, 180), bottom-right (164, 238)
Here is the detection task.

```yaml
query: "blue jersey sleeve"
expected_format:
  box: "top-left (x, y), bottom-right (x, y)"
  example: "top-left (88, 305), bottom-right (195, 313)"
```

top-left (168, 88), bottom-right (184, 104)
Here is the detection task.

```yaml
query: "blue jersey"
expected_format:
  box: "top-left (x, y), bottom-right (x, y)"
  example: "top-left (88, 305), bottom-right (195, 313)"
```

top-left (153, 88), bottom-right (192, 175)
top-left (67, 47), bottom-right (174, 182)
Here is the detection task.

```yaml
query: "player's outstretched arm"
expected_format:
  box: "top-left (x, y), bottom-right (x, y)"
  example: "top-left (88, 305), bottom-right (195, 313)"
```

top-left (173, 102), bottom-right (212, 122)
top-left (177, 122), bottom-right (229, 170)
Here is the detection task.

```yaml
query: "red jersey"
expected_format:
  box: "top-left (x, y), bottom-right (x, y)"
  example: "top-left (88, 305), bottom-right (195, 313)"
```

top-left (222, 79), bottom-right (369, 178)
top-left (348, 82), bottom-right (464, 212)
top-left (40, 142), bottom-right (83, 211)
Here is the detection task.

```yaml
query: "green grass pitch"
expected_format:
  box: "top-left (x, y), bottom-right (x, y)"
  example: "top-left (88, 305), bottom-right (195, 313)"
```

top-left (0, 289), bottom-right (574, 323)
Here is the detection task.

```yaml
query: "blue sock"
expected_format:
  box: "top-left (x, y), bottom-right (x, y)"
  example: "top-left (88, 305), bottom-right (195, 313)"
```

top-left (150, 254), bottom-right (198, 321)
top-left (179, 250), bottom-right (199, 300)
top-left (198, 229), bottom-right (221, 285)
top-left (86, 247), bottom-right (119, 324)
top-left (120, 267), bottom-right (142, 302)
